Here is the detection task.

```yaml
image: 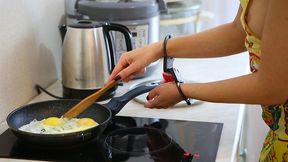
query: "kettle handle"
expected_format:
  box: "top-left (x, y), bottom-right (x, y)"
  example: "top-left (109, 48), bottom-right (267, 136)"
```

top-left (102, 23), bottom-right (133, 73)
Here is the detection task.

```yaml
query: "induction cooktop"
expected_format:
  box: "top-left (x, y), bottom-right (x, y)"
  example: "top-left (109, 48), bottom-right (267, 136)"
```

top-left (0, 116), bottom-right (223, 162)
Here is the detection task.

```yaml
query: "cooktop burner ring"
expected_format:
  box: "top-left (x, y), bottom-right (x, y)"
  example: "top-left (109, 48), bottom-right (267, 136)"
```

top-left (104, 127), bottom-right (173, 156)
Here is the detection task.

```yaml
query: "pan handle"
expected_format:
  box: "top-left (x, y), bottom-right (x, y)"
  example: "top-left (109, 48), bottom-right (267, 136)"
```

top-left (105, 82), bottom-right (159, 116)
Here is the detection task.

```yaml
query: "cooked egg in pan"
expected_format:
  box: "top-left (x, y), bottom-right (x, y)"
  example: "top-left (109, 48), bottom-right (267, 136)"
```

top-left (19, 117), bottom-right (98, 134)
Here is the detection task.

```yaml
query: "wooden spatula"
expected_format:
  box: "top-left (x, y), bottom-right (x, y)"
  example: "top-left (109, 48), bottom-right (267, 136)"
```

top-left (63, 76), bottom-right (121, 119)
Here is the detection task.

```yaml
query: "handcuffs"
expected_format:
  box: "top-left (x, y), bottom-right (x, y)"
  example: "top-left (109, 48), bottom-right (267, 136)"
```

top-left (162, 35), bottom-right (191, 105)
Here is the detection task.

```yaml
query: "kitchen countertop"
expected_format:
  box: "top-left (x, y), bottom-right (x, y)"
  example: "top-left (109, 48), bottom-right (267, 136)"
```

top-left (0, 54), bottom-right (249, 162)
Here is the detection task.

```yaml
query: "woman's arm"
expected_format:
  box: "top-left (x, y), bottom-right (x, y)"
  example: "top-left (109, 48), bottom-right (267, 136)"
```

top-left (109, 6), bottom-right (247, 82)
top-left (181, 0), bottom-right (288, 106)
top-left (166, 6), bottom-right (247, 58)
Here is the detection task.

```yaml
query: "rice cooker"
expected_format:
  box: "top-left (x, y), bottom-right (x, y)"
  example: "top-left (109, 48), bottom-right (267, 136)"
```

top-left (74, 0), bottom-right (167, 78)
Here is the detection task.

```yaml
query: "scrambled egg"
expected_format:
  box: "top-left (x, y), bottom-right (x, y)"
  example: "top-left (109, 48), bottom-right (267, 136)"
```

top-left (19, 117), bottom-right (98, 134)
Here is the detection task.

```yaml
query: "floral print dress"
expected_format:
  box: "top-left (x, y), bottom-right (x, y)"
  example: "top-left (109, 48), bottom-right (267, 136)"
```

top-left (240, 0), bottom-right (288, 161)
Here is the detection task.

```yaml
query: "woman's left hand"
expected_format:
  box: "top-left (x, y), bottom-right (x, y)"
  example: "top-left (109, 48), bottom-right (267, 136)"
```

top-left (145, 82), bottom-right (183, 109)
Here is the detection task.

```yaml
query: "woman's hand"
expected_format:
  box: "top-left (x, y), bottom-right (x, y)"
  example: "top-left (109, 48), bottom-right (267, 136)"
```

top-left (109, 42), bottom-right (163, 82)
top-left (145, 82), bottom-right (183, 108)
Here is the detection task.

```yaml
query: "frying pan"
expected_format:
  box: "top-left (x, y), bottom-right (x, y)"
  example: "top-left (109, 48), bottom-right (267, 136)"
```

top-left (6, 83), bottom-right (158, 146)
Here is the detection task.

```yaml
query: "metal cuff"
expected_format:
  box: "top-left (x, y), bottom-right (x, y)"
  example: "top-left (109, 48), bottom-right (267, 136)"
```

top-left (176, 82), bottom-right (191, 105)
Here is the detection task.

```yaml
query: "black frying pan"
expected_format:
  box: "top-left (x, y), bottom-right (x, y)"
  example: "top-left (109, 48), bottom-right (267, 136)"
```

top-left (6, 83), bottom-right (158, 146)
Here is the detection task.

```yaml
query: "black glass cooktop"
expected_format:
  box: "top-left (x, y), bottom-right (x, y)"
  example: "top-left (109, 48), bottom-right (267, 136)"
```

top-left (0, 116), bottom-right (223, 162)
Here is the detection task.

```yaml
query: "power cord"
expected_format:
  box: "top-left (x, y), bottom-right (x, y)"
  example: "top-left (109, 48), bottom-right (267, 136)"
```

top-left (35, 84), bottom-right (64, 99)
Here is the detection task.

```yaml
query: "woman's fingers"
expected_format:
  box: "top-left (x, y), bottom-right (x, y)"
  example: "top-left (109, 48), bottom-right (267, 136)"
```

top-left (146, 86), bottom-right (159, 101)
top-left (108, 59), bottom-right (128, 81)
top-left (145, 87), bottom-right (169, 109)
top-left (109, 53), bottom-right (148, 82)
top-left (121, 67), bottom-right (147, 82)
top-left (145, 95), bottom-right (171, 109)
top-left (145, 83), bottom-right (183, 109)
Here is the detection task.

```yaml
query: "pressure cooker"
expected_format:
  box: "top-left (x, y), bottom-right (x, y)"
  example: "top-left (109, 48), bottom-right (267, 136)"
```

top-left (66, 0), bottom-right (167, 78)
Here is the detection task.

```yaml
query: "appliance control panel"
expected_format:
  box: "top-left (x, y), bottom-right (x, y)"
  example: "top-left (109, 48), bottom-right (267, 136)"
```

top-left (114, 24), bottom-right (149, 62)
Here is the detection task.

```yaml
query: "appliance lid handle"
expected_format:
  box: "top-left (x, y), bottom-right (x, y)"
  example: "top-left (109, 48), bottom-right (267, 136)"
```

top-left (157, 0), bottom-right (168, 13)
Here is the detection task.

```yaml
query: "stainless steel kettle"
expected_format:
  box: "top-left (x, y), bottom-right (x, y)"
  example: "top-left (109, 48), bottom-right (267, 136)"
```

top-left (60, 20), bottom-right (132, 100)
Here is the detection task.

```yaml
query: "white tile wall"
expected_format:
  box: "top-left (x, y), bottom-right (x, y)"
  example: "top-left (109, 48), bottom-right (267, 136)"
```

top-left (0, 0), bottom-right (65, 122)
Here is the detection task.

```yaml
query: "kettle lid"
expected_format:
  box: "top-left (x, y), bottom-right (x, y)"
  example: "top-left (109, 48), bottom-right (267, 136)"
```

top-left (69, 20), bottom-right (100, 28)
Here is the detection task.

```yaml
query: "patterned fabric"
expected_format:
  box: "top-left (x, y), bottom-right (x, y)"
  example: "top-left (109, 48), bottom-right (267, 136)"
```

top-left (240, 0), bottom-right (288, 161)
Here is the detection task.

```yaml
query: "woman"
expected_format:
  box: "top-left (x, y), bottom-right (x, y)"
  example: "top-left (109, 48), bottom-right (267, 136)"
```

top-left (109, 0), bottom-right (288, 161)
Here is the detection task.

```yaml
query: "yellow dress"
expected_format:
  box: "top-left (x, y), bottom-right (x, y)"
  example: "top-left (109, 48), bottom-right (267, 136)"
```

top-left (240, 0), bottom-right (288, 161)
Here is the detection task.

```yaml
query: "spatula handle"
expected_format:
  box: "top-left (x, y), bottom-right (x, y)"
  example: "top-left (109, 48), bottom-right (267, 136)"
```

top-left (63, 76), bottom-right (121, 119)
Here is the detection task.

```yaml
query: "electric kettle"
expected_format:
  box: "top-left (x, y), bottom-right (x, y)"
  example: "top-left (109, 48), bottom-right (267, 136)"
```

top-left (60, 20), bottom-right (132, 100)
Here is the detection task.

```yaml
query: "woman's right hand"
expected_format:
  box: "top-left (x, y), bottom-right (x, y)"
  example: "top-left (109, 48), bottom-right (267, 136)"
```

top-left (108, 41), bottom-right (163, 82)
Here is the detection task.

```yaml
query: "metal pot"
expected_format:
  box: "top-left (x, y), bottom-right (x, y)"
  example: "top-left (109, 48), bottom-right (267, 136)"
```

top-left (160, 0), bottom-right (202, 39)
